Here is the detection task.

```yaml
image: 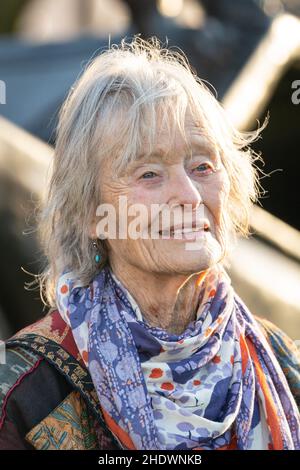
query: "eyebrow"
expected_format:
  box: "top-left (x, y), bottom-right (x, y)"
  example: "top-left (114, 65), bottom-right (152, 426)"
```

top-left (135, 138), bottom-right (217, 163)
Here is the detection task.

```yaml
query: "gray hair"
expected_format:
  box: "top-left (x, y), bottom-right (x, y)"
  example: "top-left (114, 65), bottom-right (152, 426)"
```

top-left (31, 36), bottom-right (265, 308)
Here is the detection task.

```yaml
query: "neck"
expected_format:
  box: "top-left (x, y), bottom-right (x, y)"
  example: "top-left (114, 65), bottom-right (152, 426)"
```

top-left (109, 260), bottom-right (207, 335)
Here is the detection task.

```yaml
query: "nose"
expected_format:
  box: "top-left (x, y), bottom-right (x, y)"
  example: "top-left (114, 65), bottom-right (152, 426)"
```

top-left (167, 165), bottom-right (202, 209)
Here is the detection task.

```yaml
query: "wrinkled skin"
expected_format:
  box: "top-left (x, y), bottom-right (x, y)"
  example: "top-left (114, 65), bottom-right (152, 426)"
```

top-left (91, 114), bottom-right (230, 334)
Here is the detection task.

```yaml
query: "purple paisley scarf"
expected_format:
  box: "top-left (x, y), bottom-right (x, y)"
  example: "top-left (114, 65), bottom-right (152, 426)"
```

top-left (56, 264), bottom-right (300, 450)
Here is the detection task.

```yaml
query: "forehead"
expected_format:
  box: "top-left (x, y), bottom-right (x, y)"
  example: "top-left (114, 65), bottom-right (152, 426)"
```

top-left (137, 121), bottom-right (216, 162)
top-left (108, 97), bottom-right (219, 176)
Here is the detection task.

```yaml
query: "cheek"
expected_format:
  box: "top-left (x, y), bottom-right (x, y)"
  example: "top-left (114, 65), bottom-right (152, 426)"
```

top-left (102, 184), bottom-right (155, 240)
top-left (101, 181), bottom-right (130, 205)
top-left (128, 186), bottom-right (161, 227)
top-left (202, 172), bottom-right (230, 225)
top-left (130, 184), bottom-right (163, 205)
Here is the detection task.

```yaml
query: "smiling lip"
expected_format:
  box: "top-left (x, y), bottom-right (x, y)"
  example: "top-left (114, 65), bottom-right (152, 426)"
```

top-left (158, 220), bottom-right (210, 239)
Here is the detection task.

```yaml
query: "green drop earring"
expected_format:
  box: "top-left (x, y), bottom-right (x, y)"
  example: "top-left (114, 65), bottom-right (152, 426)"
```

top-left (92, 240), bottom-right (101, 264)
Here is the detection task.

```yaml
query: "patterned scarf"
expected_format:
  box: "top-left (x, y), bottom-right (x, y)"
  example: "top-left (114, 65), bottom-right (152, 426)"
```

top-left (56, 264), bottom-right (300, 450)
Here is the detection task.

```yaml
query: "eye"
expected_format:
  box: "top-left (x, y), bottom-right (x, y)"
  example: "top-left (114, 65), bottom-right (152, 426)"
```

top-left (193, 162), bottom-right (214, 175)
top-left (140, 171), bottom-right (157, 179)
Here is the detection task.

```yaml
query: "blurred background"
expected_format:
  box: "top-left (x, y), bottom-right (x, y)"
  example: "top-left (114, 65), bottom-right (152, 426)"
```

top-left (0, 0), bottom-right (300, 339)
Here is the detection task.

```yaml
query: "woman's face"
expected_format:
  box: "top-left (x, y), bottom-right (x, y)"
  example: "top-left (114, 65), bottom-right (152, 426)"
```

top-left (95, 115), bottom-right (230, 276)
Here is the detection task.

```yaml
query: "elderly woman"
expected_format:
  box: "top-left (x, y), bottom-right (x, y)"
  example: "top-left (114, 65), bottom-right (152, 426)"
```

top-left (0, 37), bottom-right (299, 451)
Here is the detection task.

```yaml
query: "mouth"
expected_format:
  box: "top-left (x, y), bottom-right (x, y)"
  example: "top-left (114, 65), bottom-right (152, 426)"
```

top-left (158, 221), bottom-right (210, 239)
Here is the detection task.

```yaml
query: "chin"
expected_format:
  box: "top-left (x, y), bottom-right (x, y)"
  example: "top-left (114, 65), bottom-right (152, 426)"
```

top-left (157, 250), bottom-right (220, 277)
top-left (175, 240), bottom-right (223, 273)
top-left (149, 234), bottom-right (224, 274)
top-left (184, 253), bottom-right (219, 273)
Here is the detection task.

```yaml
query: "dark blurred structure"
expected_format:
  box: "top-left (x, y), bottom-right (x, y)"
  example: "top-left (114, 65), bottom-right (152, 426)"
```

top-left (0, 0), bottom-right (29, 34)
top-left (0, 0), bottom-right (272, 144)
top-left (0, 35), bottom-right (117, 142)
top-left (126, 0), bottom-right (271, 96)
top-left (251, 65), bottom-right (300, 230)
